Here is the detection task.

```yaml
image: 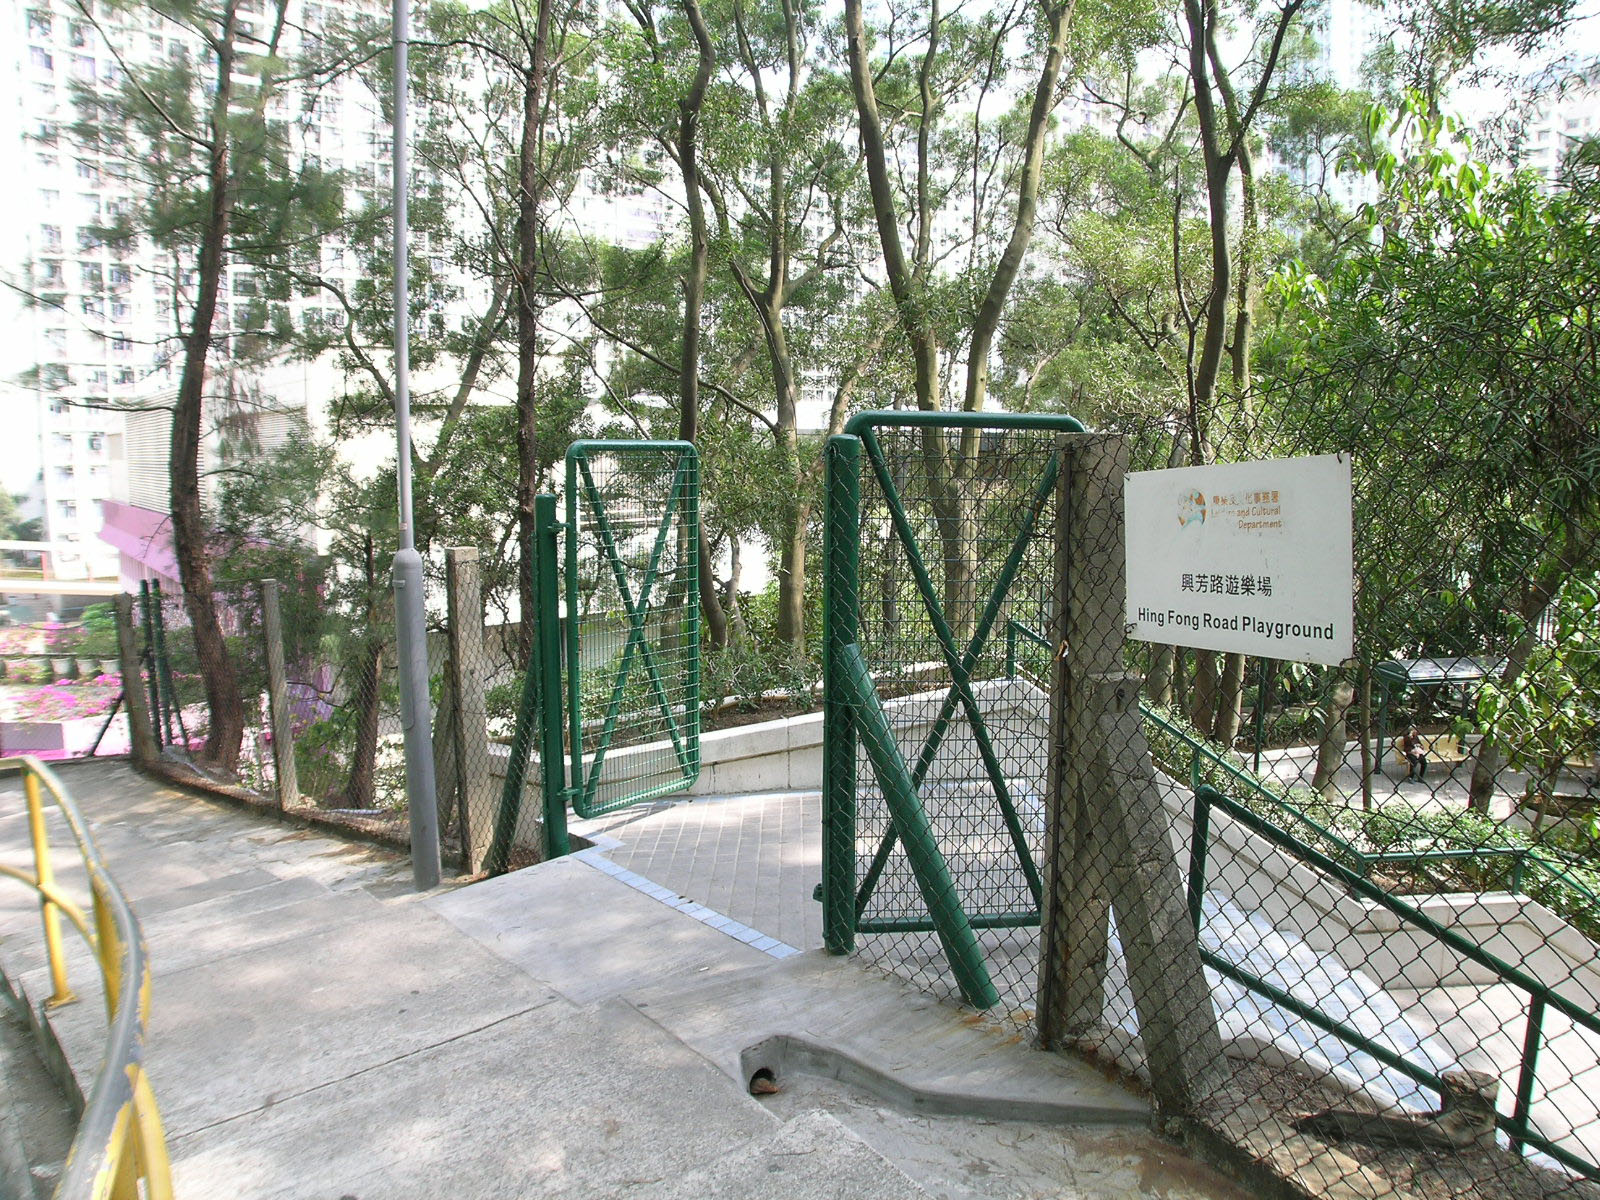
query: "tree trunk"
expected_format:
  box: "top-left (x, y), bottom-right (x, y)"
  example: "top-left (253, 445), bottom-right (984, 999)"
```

top-left (1146, 646), bottom-right (1175, 707)
top-left (1312, 665), bottom-right (1356, 798)
top-left (1211, 652), bottom-right (1246, 744)
top-left (170, 0), bottom-right (244, 772)
top-left (514, 0), bottom-right (553, 667)
top-left (723, 535), bottom-right (746, 646)
top-left (676, 0), bottom-right (727, 652)
top-left (776, 502), bottom-right (809, 653)
top-left (842, 0), bottom-right (942, 418)
top-left (1470, 623), bottom-right (1540, 813)
top-left (1469, 530), bottom-right (1599, 811)
top-left (961, 0), bottom-right (1074, 416)
top-left (1190, 649), bottom-right (1219, 734)
top-left (340, 638), bottom-right (384, 809)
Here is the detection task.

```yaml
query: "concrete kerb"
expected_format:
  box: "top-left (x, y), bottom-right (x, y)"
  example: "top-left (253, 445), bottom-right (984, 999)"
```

top-left (427, 853), bottom-right (1154, 1132)
top-left (118, 754), bottom-right (423, 863)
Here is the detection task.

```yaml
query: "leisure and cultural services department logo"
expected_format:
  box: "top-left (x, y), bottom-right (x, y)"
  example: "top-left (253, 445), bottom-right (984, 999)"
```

top-left (1176, 488), bottom-right (1207, 529)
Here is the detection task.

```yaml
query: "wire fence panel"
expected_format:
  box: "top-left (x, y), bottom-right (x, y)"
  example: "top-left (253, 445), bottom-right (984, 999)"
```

top-left (824, 412), bottom-right (1083, 1014)
top-left (564, 441), bottom-right (700, 819)
top-left (1040, 413), bottom-right (1600, 1200)
top-left (145, 575), bottom-right (409, 845)
top-left (0, 602), bottom-right (133, 762)
top-left (821, 402), bottom-right (1600, 1196)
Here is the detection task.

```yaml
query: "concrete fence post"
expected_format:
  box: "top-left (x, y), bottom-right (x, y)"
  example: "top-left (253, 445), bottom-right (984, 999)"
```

top-left (1037, 433), bottom-right (1226, 1117)
top-left (446, 547), bottom-right (495, 872)
top-left (113, 593), bottom-right (158, 768)
top-left (260, 579), bottom-right (300, 808)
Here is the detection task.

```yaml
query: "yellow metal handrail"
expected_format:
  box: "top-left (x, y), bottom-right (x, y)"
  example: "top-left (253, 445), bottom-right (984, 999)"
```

top-left (0, 756), bottom-right (172, 1200)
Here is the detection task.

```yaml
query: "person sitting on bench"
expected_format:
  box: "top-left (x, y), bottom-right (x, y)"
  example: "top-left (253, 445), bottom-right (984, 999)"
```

top-left (1399, 726), bottom-right (1428, 781)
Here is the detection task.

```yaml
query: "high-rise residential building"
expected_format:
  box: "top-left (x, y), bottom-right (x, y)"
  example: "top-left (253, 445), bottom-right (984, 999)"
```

top-left (0, 0), bottom-right (393, 585)
top-left (1518, 64), bottom-right (1600, 184)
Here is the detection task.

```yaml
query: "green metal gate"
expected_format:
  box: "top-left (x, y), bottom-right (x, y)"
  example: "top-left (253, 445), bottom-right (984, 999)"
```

top-left (821, 410), bottom-right (1083, 1008)
top-left (491, 440), bottom-right (701, 872)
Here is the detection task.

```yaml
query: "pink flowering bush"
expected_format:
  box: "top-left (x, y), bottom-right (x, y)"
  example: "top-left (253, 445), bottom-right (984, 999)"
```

top-left (4, 659), bottom-right (49, 684)
top-left (43, 622), bottom-right (84, 654)
top-left (5, 680), bottom-right (121, 723)
top-left (0, 627), bottom-right (46, 655)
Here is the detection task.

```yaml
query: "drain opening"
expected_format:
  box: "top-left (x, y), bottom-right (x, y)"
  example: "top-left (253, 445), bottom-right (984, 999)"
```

top-left (748, 1067), bottom-right (780, 1096)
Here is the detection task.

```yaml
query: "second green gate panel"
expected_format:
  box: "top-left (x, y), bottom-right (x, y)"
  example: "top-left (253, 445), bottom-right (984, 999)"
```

top-left (565, 441), bottom-right (701, 819)
top-left (822, 410), bottom-right (1084, 1010)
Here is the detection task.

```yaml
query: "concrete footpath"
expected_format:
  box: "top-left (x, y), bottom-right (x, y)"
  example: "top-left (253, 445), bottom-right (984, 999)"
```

top-left (0, 760), bottom-right (1252, 1199)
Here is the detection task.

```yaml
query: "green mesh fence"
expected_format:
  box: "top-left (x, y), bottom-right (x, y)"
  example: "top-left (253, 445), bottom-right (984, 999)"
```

top-left (823, 411), bottom-right (1083, 1013)
top-left (564, 441), bottom-right (701, 819)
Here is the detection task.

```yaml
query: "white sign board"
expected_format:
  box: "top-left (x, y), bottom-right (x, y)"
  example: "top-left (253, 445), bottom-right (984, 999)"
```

top-left (1124, 454), bottom-right (1353, 665)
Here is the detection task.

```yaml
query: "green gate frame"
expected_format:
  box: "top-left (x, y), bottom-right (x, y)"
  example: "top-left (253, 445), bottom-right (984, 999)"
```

top-left (564, 440), bottom-right (701, 819)
top-left (489, 441), bottom-right (701, 872)
top-left (822, 409), bottom-right (1084, 1007)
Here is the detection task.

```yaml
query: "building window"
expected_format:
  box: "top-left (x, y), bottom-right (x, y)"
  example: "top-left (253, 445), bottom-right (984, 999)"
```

top-left (71, 54), bottom-right (95, 82)
top-left (110, 299), bottom-right (131, 322)
top-left (87, 433), bottom-right (105, 452)
top-left (115, 368), bottom-right (134, 386)
top-left (26, 10), bottom-right (52, 38)
top-left (30, 47), bottom-right (54, 73)
top-left (40, 224), bottom-right (63, 252)
top-left (80, 296), bottom-right (103, 317)
top-left (37, 260), bottom-right (63, 285)
top-left (45, 327), bottom-right (66, 349)
top-left (69, 21), bottom-right (89, 47)
top-left (81, 262), bottom-right (103, 289)
top-left (111, 333), bottom-right (131, 356)
top-left (58, 500), bottom-right (78, 520)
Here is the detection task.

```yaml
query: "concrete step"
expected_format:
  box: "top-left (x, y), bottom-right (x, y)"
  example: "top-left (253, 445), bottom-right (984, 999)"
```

top-left (637, 1109), bottom-right (930, 1200)
top-left (630, 950), bottom-right (1148, 1127)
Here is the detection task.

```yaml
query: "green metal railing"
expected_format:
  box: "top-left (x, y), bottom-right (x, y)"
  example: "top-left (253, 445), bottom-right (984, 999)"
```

top-left (489, 493), bottom-right (569, 873)
top-left (1188, 783), bottom-right (1600, 1177)
top-left (1141, 704), bottom-right (1600, 928)
top-left (1001, 619), bottom-right (1600, 1174)
top-left (1139, 697), bottom-right (1598, 1177)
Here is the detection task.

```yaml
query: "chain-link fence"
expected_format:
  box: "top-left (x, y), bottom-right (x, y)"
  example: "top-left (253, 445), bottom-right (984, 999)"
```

top-left (141, 574), bottom-right (411, 845)
top-left (0, 601), bottom-right (134, 762)
top-left (822, 401), bottom-right (1600, 1198)
top-left (436, 547), bottom-right (541, 875)
top-left (131, 551), bottom-right (547, 875)
top-left (1103, 398), bottom-right (1600, 1198)
top-left (822, 413), bottom-right (1079, 1011)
